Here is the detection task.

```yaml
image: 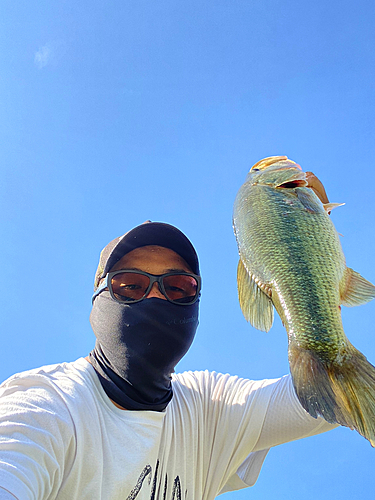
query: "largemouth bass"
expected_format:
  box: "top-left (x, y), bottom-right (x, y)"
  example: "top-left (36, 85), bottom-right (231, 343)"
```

top-left (233, 156), bottom-right (375, 445)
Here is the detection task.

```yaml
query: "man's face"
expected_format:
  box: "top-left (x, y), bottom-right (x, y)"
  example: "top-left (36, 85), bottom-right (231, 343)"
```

top-left (110, 245), bottom-right (193, 301)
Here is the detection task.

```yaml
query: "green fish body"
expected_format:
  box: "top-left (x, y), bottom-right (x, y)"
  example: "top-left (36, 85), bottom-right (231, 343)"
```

top-left (233, 156), bottom-right (375, 445)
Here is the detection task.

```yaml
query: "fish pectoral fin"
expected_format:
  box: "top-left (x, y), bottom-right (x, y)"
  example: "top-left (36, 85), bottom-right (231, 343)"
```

top-left (323, 202), bottom-right (345, 214)
top-left (237, 259), bottom-right (274, 332)
top-left (340, 267), bottom-right (375, 307)
top-left (305, 171), bottom-right (329, 204)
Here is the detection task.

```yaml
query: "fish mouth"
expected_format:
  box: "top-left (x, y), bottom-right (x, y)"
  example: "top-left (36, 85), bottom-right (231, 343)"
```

top-left (277, 179), bottom-right (308, 189)
top-left (250, 156), bottom-right (306, 186)
top-left (249, 157), bottom-right (329, 203)
top-left (250, 156), bottom-right (302, 172)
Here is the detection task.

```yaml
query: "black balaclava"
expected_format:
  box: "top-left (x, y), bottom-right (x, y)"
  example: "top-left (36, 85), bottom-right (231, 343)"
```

top-left (88, 221), bottom-right (200, 411)
top-left (89, 293), bottom-right (199, 411)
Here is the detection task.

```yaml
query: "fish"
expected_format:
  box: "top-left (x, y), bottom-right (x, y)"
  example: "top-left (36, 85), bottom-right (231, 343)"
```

top-left (233, 155), bottom-right (375, 445)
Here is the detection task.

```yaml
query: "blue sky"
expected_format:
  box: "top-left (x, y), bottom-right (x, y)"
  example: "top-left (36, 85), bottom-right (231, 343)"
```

top-left (1, 1), bottom-right (374, 498)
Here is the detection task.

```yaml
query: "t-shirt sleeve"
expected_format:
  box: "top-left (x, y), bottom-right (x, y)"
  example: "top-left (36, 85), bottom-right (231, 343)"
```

top-left (218, 373), bottom-right (337, 493)
top-left (251, 373), bottom-right (336, 451)
top-left (0, 374), bottom-right (76, 500)
top-left (174, 371), bottom-right (336, 496)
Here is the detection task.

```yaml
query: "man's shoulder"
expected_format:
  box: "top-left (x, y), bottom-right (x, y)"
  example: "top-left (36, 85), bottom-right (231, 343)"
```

top-left (1, 357), bottom-right (88, 382)
top-left (172, 369), bottom-right (283, 387)
top-left (171, 369), bottom-right (288, 404)
top-left (0, 358), bottom-right (96, 403)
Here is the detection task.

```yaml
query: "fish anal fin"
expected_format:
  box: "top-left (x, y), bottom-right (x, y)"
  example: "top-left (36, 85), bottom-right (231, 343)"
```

top-left (340, 267), bottom-right (375, 307)
top-left (288, 342), bottom-right (338, 423)
top-left (237, 259), bottom-right (274, 332)
top-left (289, 341), bottom-right (375, 446)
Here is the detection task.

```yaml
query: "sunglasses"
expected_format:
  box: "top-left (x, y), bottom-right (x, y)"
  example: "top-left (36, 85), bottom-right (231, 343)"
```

top-left (92, 270), bottom-right (201, 305)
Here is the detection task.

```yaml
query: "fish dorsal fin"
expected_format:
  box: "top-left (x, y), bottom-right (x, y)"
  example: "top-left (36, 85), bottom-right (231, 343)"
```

top-left (237, 259), bottom-right (274, 332)
top-left (340, 267), bottom-right (375, 307)
top-left (323, 202), bottom-right (345, 214)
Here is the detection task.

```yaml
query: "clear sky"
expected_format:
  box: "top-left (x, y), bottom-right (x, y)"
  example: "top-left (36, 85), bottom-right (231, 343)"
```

top-left (1, 1), bottom-right (374, 498)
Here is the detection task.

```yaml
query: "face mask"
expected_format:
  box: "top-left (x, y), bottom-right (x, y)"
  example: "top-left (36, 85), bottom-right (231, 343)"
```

top-left (89, 292), bottom-right (199, 411)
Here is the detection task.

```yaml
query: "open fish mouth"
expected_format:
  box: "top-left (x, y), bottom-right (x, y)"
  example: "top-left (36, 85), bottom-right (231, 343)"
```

top-left (249, 156), bottom-right (307, 190)
top-left (250, 156), bottom-right (330, 205)
top-left (276, 179), bottom-right (308, 189)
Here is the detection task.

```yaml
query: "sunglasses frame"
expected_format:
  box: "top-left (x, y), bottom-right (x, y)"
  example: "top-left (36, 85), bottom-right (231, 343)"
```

top-left (92, 269), bottom-right (201, 305)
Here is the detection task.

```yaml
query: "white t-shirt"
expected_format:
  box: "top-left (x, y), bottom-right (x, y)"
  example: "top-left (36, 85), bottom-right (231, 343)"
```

top-left (0, 358), bottom-right (334, 500)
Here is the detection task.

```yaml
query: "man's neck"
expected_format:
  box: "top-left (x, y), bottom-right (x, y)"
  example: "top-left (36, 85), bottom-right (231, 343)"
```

top-left (85, 356), bottom-right (128, 410)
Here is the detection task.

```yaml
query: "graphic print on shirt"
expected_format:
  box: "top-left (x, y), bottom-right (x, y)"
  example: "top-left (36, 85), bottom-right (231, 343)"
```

top-left (125, 460), bottom-right (185, 500)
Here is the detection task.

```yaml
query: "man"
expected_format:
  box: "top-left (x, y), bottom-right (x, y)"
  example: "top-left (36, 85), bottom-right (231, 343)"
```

top-left (0, 221), bottom-right (335, 500)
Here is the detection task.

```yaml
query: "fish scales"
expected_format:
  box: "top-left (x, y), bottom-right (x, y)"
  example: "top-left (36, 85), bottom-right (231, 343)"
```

top-left (235, 183), bottom-right (344, 355)
top-left (233, 156), bottom-right (375, 445)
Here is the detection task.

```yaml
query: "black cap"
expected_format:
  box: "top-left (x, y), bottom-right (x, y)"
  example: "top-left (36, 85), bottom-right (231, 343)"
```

top-left (94, 221), bottom-right (200, 290)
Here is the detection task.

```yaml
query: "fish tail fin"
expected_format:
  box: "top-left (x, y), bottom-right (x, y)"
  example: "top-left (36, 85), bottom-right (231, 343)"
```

top-left (289, 341), bottom-right (375, 446)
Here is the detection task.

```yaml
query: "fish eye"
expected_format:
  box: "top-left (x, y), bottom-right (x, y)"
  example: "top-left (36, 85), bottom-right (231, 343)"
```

top-left (251, 167), bottom-right (260, 171)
